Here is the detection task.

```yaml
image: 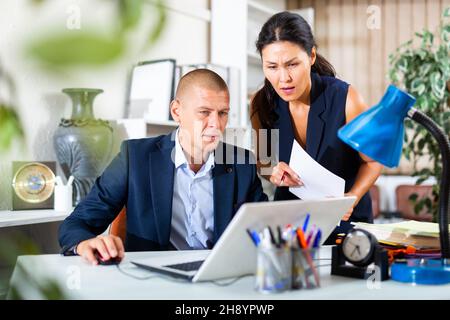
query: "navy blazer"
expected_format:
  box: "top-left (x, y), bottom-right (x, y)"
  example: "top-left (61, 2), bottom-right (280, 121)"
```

top-left (272, 72), bottom-right (373, 236)
top-left (59, 132), bottom-right (268, 252)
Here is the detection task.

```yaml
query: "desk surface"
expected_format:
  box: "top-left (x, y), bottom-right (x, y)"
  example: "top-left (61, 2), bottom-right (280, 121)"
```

top-left (0, 209), bottom-right (72, 228)
top-left (8, 246), bottom-right (450, 300)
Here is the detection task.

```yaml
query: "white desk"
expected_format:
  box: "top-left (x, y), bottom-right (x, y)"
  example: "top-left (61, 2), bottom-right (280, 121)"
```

top-left (8, 246), bottom-right (450, 300)
top-left (0, 209), bottom-right (72, 228)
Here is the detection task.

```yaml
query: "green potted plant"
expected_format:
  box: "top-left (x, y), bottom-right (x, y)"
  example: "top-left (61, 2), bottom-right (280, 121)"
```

top-left (388, 7), bottom-right (450, 222)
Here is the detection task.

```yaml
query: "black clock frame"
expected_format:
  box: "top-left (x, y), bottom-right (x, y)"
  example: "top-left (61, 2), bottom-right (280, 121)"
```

top-left (331, 229), bottom-right (390, 281)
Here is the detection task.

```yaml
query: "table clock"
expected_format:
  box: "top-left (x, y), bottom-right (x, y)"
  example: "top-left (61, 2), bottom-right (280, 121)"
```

top-left (331, 228), bottom-right (389, 281)
top-left (12, 161), bottom-right (56, 210)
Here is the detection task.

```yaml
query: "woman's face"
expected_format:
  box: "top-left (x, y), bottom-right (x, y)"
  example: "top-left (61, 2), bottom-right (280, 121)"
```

top-left (261, 41), bottom-right (316, 103)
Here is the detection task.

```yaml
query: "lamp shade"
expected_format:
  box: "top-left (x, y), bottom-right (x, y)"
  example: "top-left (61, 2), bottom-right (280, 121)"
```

top-left (338, 85), bottom-right (416, 168)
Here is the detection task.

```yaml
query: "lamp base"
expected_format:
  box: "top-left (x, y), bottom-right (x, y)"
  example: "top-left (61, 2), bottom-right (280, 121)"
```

top-left (391, 258), bottom-right (450, 285)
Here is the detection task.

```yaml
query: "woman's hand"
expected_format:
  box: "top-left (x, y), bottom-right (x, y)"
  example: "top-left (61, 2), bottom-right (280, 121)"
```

top-left (342, 206), bottom-right (353, 221)
top-left (342, 192), bottom-right (358, 221)
top-left (269, 162), bottom-right (303, 187)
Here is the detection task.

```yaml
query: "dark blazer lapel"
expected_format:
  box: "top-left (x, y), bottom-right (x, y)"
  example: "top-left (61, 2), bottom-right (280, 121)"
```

top-left (148, 132), bottom-right (176, 246)
top-left (306, 72), bottom-right (327, 160)
top-left (212, 144), bottom-right (235, 243)
top-left (274, 99), bottom-right (295, 163)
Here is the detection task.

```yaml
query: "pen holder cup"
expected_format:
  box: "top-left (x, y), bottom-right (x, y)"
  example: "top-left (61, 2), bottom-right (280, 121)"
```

top-left (54, 185), bottom-right (73, 212)
top-left (291, 248), bottom-right (320, 289)
top-left (255, 246), bottom-right (292, 294)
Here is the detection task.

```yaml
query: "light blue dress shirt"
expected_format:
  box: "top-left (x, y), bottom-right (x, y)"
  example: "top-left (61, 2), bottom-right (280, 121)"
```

top-left (170, 130), bottom-right (215, 250)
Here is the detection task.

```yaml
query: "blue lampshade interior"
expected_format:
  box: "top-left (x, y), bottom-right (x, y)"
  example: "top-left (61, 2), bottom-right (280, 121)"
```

top-left (338, 85), bottom-right (416, 168)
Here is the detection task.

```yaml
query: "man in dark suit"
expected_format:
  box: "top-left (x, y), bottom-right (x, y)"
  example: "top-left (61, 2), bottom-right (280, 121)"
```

top-left (59, 69), bottom-right (268, 264)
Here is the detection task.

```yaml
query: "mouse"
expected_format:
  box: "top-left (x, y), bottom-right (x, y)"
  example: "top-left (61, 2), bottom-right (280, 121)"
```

top-left (93, 250), bottom-right (122, 265)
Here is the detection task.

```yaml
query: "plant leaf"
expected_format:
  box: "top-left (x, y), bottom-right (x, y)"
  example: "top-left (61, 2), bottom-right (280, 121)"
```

top-left (146, 0), bottom-right (167, 46)
top-left (0, 104), bottom-right (24, 152)
top-left (119, 0), bottom-right (143, 30)
top-left (27, 31), bottom-right (125, 67)
top-left (444, 7), bottom-right (450, 18)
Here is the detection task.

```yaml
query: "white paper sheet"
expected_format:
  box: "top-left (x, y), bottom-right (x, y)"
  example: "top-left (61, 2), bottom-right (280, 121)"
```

top-left (288, 140), bottom-right (345, 199)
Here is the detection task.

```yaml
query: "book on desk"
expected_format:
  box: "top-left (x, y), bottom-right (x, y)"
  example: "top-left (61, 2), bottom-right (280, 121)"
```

top-left (352, 220), bottom-right (449, 250)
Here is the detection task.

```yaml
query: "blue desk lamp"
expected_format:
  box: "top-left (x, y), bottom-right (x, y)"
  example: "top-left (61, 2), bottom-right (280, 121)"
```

top-left (338, 85), bottom-right (450, 285)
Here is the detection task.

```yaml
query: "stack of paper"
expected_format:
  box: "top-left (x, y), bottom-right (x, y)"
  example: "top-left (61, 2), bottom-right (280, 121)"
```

top-left (352, 221), bottom-right (450, 249)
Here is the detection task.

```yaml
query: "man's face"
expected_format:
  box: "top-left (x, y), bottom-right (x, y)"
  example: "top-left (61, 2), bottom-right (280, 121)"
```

top-left (171, 85), bottom-right (230, 157)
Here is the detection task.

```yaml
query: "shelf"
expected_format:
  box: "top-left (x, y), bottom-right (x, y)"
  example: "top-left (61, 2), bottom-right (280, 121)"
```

top-left (0, 209), bottom-right (72, 228)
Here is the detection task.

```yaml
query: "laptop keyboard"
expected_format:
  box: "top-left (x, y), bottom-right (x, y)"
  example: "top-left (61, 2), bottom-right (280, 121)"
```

top-left (164, 260), bottom-right (205, 272)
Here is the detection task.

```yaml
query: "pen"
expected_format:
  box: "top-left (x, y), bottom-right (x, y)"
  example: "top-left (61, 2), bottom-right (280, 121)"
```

top-left (246, 228), bottom-right (260, 246)
top-left (282, 225), bottom-right (294, 248)
top-left (302, 213), bottom-right (310, 232)
top-left (306, 225), bottom-right (316, 247)
top-left (261, 228), bottom-right (284, 274)
top-left (280, 171), bottom-right (286, 186)
top-left (297, 227), bottom-right (319, 287)
top-left (312, 229), bottom-right (322, 248)
top-left (296, 228), bottom-right (308, 249)
top-left (277, 225), bottom-right (285, 247)
top-left (266, 226), bottom-right (277, 246)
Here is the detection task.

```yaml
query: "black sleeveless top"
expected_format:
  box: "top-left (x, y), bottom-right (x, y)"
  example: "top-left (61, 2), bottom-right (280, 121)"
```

top-left (272, 72), bottom-right (373, 234)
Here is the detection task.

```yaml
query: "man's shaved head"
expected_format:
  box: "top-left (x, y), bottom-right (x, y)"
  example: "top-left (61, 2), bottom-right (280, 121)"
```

top-left (175, 68), bottom-right (229, 100)
top-left (170, 68), bottom-right (230, 167)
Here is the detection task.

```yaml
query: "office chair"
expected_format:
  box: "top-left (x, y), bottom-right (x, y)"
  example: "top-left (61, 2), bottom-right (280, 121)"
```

top-left (395, 184), bottom-right (434, 222)
top-left (369, 185), bottom-right (381, 219)
top-left (110, 207), bottom-right (127, 243)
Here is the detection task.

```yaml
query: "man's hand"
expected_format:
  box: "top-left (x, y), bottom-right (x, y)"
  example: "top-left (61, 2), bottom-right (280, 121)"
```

top-left (76, 235), bottom-right (125, 265)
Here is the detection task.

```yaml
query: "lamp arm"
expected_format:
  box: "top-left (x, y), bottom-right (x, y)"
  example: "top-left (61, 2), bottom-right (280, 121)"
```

top-left (408, 108), bottom-right (450, 260)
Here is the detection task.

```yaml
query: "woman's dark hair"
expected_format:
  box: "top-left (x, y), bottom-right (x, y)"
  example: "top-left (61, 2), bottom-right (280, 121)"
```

top-left (251, 11), bottom-right (336, 129)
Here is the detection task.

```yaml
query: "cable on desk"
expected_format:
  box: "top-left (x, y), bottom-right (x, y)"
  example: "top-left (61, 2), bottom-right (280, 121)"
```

top-left (208, 274), bottom-right (253, 287)
top-left (116, 263), bottom-right (253, 286)
top-left (316, 263), bottom-right (331, 268)
top-left (116, 263), bottom-right (158, 280)
top-left (116, 262), bottom-right (331, 284)
top-left (116, 263), bottom-right (191, 283)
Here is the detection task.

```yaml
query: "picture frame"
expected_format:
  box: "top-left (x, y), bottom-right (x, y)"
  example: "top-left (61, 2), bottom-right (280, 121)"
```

top-left (125, 59), bottom-right (176, 122)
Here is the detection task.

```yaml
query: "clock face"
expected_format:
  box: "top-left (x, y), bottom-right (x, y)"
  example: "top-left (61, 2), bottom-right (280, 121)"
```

top-left (342, 229), bottom-right (374, 265)
top-left (12, 162), bottom-right (55, 204)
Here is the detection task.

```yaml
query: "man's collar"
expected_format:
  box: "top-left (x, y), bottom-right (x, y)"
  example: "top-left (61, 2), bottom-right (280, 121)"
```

top-left (174, 129), bottom-right (215, 170)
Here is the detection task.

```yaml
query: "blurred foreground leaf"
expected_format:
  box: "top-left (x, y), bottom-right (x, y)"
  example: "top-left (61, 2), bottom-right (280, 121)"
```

top-left (26, 0), bottom-right (167, 70)
top-left (27, 32), bottom-right (125, 67)
top-left (146, 0), bottom-right (167, 47)
top-left (0, 104), bottom-right (23, 152)
top-left (0, 233), bottom-right (66, 300)
top-left (120, 0), bottom-right (144, 30)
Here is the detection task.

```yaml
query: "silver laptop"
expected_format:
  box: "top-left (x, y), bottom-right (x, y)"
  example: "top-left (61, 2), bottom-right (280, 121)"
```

top-left (131, 196), bottom-right (356, 282)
